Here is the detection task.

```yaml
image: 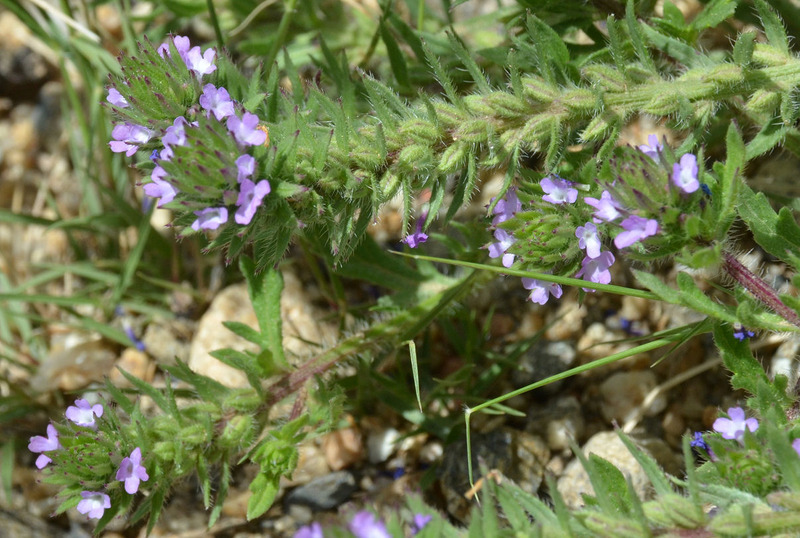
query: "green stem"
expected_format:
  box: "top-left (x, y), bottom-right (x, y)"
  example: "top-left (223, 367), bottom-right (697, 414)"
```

top-left (264, 0), bottom-right (299, 76)
top-left (206, 0), bottom-right (225, 49)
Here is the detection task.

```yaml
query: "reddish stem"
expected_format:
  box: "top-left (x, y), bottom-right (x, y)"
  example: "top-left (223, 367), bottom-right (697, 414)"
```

top-left (722, 251), bottom-right (800, 329)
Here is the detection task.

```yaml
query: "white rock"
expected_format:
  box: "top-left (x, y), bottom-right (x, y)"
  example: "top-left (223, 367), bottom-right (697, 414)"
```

top-left (367, 428), bottom-right (400, 464)
top-left (599, 370), bottom-right (666, 424)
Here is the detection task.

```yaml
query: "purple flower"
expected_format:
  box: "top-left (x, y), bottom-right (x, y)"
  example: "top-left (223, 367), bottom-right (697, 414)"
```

top-left (584, 190), bottom-right (623, 223)
top-left (522, 277), bottom-right (563, 305)
top-left (713, 406), bottom-right (758, 442)
top-left (162, 116), bottom-right (191, 148)
top-left (235, 179), bottom-right (271, 225)
top-left (191, 207), bottom-right (228, 231)
top-left (404, 214), bottom-right (429, 248)
top-left (793, 438), bottom-right (800, 457)
top-left (116, 447), bottom-right (149, 494)
top-left (76, 491), bottom-right (111, 520)
top-left (540, 176), bottom-right (578, 205)
top-left (106, 88), bottom-right (128, 108)
top-left (150, 149), bottom-right (160, 162)
top-left (672, 153), bottom-right (699, 193)
top-left (690, 432), bottom-right (715, 460)
top-left (576, 222), bottom-right (602, 259)
top-left (185, 46), bottom-right (217, 77)
top-left (349, 511), bottom-right (390, 538)
top-left (491, 187), bottom-right (522, 226)
top-left (228, 112), bottom-right (267, 146)
top-left (733, 326), bottom-right (756, 341)
top-left (614, 216), bottom-right (659, 249)
top-left (143, 166), bottom-right (178, 207)
top-left (199, 84), bottom-right (236, 121)
top-left (575, 251), bottom-right (615, 289)
top-left (294, 522), bottom-right (323, 538)
top-left (66, 399), bottom-right (104, 429)
top-left (487, 228), bottom-right (515, 268)
top-left (411, 513), bottom-right (433, 535)
top-left (236, 154), bottom-right (256, 183)
top-left (28, 424), bottom-right (60, 469)
top-left (638, 134), bottom-right (663, 163)
top-left (109, 123), bottom-right (153, 157)
top-left (158, 35), bottom-right (191, 63)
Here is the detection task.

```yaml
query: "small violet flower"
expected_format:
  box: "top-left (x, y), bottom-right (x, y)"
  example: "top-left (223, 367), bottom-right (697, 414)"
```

top-left (294, 522), bottom-right (323, 538)
top-left (575, 251), bottom-right (615, 290)
top-left (28, 424), bottom-right (60, 469)
top-left (411, 513), bottom-right (433, 535)
top-left (199, 84), bottom-right (235, 121)
top-left (66, 399), bottom-right (104, 429)
top-left (522, 277), bottom-right (563, 306)
top-left (349, 511), bottom-right (390, 538)
top-left (106, 88), bottom-right (128, 108)
top-left (793, 438), bottom-right (800, 457)
top-left (540, 175), bottom-right (578, 205)
top-left (236, 154), bottom-right (256, 183)
top-left (584, 190), bottom-right (623, 223)
top-left (491, 187), bottom-right (522, 226)
top-left (185, 46), bottom-right (217, 77)
top-left (116, 447), bottom-right (149, 494)
top-left (576, 222), bottom-right (602, 259)
top-left (228, 112), bottom-right (267, 147)
top-left (713, 406), bottom-right (758, 442)
top-left (487, 228), bottom-right (515, 268)
top-left (162, 116), bottom-right (192, 148)
top-left (404, 214), bottom-right (429, 248)
top-left (192, 207), bottom-right (228, 231)
top-left (143, 166), bottom-right (178, 207)
top-left (76, 491), bottom-right (111, 520)
top-left (672, 153), bottom-right (700, 193)
top-left (158, 35), bottom-right (191, 63)
top-left (614, 215), bottom-right (659, 249)
top-left (109, 123), bottom-right (153, 157)
top-left (690, 432), bottom-right (715, 460)
top-left (637, 134), bottom-right (663, 163)
top-left (235, 179), bottom-right (271, 225)
top-left (733, 326), bottom-right (756, 341)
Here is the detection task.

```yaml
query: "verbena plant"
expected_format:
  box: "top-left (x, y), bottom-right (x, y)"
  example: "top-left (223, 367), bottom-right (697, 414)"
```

top-left (7, 0), bottom-right (800, 535)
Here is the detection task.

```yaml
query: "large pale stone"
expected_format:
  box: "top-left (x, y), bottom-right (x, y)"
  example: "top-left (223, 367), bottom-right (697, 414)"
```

top-left (188, 271), bottom-right (336, 388)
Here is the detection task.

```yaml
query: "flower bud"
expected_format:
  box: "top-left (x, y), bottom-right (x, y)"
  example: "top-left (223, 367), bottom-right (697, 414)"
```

top-left (437, 142), bottom-right (468, 173)
top-left (752, 43), bottom-right (789, 66)
top-left (582, 65), bottom-right (626, 91)
top-left (218, 415), bottom-right (255, 449)
top-left (581, 111), bottom-right (619, 142)
top-left (521, 76), bottom-right (558, 103)
top-left (703, 63), bottom-right (743, 86)
top-left (746, 89), bottom-right (781, 115)
top-left (484, 91), bottom-right (530, 116)
top-left (563, 88), bottom-right (597, 113)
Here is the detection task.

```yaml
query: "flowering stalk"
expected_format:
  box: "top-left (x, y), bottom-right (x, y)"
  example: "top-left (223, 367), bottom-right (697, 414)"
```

top-left (722, 250), bottom-right (800, 329)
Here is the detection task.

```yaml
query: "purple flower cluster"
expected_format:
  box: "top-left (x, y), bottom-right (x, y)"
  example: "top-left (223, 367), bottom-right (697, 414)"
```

top-left (107, 35), bottom-right (272, 232)
top-left (28, 399), bottom-right (149, 521)
top-left (483, 137), bottom-right (702, 305)
top-left (294, 510), bottom-right (432, 537)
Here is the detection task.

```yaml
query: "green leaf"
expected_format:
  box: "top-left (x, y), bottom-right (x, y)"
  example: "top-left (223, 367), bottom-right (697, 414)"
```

top-left (633, 270), bottom-right (681, 303)
top-left (526, 13), bottom-right (569, 83)
top-left (738, 185), bottom-right (800, 265)
top-left (690, 0), bottom-right (737, 32)
top-left (616, 432), bottom-right (673, 497)
top-left (247, 472), bottom-right (280, 520)
top-left (746, 121), bottom-right (787, 159)
top-left (754, 0), bottom-right (790, 55)
top-left (626, 0), bottom-right (656, 72)
top-left (713, 320), bottom-right (769, 396)
top-left (447, 31), bottom-right (491, 94)
top-left (241, 257), bottom-right (287, 369)
top-left (379, 21), bottom-right (410, 89)
top-left (160, 360), bottom-right (230, 402)
top-left (222, 321), bottom-right (265, 348)
top-left (641, 24), bottom-right (697, 65)
top-left (208, 461), bottom-right (231, 527)
top-left (733, 31), bottom-right (757, 67)
top-left (676, 272), bottom-right (737, 323)
top-left (716, 122), bottom-right (744, 239)
top-left (117, 368), bottom-right (171, 414)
